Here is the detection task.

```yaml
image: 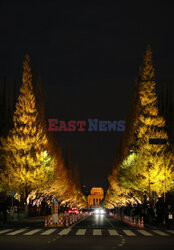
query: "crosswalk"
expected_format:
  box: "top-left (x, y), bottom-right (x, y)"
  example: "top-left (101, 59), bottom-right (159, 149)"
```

top-left (0, 228), bottom-right (173, 237)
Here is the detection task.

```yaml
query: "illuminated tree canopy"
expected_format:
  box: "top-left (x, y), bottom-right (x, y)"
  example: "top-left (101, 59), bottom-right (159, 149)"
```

top-left (0, 55), bottom-right (87, 209)
top-left (105, 45), bottom-right (174, 207)
top-left (0, 55), bottom-right (54, 200)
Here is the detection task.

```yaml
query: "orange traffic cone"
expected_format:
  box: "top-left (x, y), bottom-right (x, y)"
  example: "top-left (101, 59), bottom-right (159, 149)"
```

top-left (140, 217), bottom-right (144, 229)
top-left (133, 218), bottom-right (136, 227)
top-left (131, 217), bottom-right (134, 226)
top-left (138, 218), bottom-right (141, 228)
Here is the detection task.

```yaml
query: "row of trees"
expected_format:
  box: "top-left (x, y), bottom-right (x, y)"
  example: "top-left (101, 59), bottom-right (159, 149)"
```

top-left (0, 55), bottom-right (86, 209)
top-left (105, 45), bottom-right (174, 208)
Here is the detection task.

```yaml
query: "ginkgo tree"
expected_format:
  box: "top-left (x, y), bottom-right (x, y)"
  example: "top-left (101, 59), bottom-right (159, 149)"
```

top-left (105, 45), bottom-right (174, 207)
top-left (0, 55), bottom-right (54, 204)
top-left (119, 45), bottom-right (174, 199)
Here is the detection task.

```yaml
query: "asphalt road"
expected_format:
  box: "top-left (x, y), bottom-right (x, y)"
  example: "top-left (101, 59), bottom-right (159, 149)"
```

top-left (0, 214), bottom-right (174, 250)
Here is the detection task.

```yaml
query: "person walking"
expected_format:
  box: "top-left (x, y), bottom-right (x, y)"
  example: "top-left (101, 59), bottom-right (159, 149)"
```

top-left (165, 204), bottom-right (173, 229)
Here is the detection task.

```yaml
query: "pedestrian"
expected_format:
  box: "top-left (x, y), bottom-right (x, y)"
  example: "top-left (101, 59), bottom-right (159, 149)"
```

top-left (156, 202), bottom-right (163, 225)
top-left (148, 205), bottom-right (155, 224)
top-left (165, 204), bottom-right (173, 229)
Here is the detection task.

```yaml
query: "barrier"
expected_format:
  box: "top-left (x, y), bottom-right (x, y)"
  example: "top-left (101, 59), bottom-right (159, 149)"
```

top-left (110, 213), bottom-right (145, 229)
top-left (64, 216), bottom-right (69, 227)
top-left (44, 212), bottom-right (88, 228)
top-left (48, 215), bottom-right (54, 227)
top-left (58, 217), bottom-right (64, 227)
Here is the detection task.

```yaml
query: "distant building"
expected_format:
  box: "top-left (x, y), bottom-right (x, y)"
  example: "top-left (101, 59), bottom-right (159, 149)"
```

top-left (87, 187), bottom-right (104, 208)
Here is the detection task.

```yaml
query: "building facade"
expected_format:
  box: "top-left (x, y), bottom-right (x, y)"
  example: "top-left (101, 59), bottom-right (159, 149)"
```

top-left (87, 187), bottom-right (104, 208)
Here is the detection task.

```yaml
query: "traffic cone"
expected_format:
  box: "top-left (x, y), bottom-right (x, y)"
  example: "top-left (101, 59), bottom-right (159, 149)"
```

top-left (125, 215), bottom-right (127, 223)
top-left (130, 217), bottom-right (133, 226)
top-left (138, 218), bottom-right (141, 228)
top-left (44, 216), bottom-right (48, 228)
top-left (133, 218), bottom-right (136, 227)
top-left (127, 216), bottom-right (130, 225)
top-left (140, 217), bottom-right (144, 229)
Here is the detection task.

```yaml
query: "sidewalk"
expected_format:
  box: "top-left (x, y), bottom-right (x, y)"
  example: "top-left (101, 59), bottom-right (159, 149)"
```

top-left (144, 220), bottom-right (174, 230)
top-left (0, 216), bottom-right (45, 228)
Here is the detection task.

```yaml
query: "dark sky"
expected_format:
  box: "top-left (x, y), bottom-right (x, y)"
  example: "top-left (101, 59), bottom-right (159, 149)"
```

top-left (0, 0), bottom-right (174, 190)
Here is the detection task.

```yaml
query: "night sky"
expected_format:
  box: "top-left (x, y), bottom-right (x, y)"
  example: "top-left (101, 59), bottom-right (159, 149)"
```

top-left (0, 0), bottom-right (174, 190)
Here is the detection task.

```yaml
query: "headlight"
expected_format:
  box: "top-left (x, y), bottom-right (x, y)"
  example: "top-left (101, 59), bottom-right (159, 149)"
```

top-left (100, 209), bottom-right (106, 214)
top-left (95, 209), bottom-right (99, 214)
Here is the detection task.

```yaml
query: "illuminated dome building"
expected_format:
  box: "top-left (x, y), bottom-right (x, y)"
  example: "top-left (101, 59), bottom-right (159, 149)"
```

top-left (87, 187), bottom-right (104, 208)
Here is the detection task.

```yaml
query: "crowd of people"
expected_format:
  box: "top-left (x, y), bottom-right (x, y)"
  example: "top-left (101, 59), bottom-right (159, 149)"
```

top-left (111, 200), bottom-right (174, 228)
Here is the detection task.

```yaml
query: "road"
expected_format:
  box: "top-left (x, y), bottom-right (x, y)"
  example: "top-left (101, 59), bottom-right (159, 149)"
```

top-left (0, 213), bottom-right (174, 250)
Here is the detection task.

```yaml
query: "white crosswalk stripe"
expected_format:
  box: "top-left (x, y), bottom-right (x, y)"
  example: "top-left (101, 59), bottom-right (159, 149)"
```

top-left (137, 230), bottom-right (153, 236)
top-left (7, 228), bottom-right (27, 235)
top-left (166, 230), bottom-right (174, 234)
top-left (41, 229), bottom-right (57, 235)
top-left (122, 230), bottom-right (136, 236)
top-left (58, 228), bottom-right (71, 235)
top-left (76, 229), bottom-right (86, 235)
top-left (152, 230), bottom-right (169, 236)
top-left (108, 229), bottom-right (119, 236)
top-left (0, 228), bottom-right (174, 237)
top-left (0, 229), bottom-right (13, 235)
top-left (23, 229), bottom-right (42, 235)
top-left (93, 229), bottom-right (102, 235)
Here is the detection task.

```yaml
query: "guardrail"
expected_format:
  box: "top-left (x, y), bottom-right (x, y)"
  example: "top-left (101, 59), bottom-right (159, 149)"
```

top-left (44, 212), bottom-right (89, 228)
